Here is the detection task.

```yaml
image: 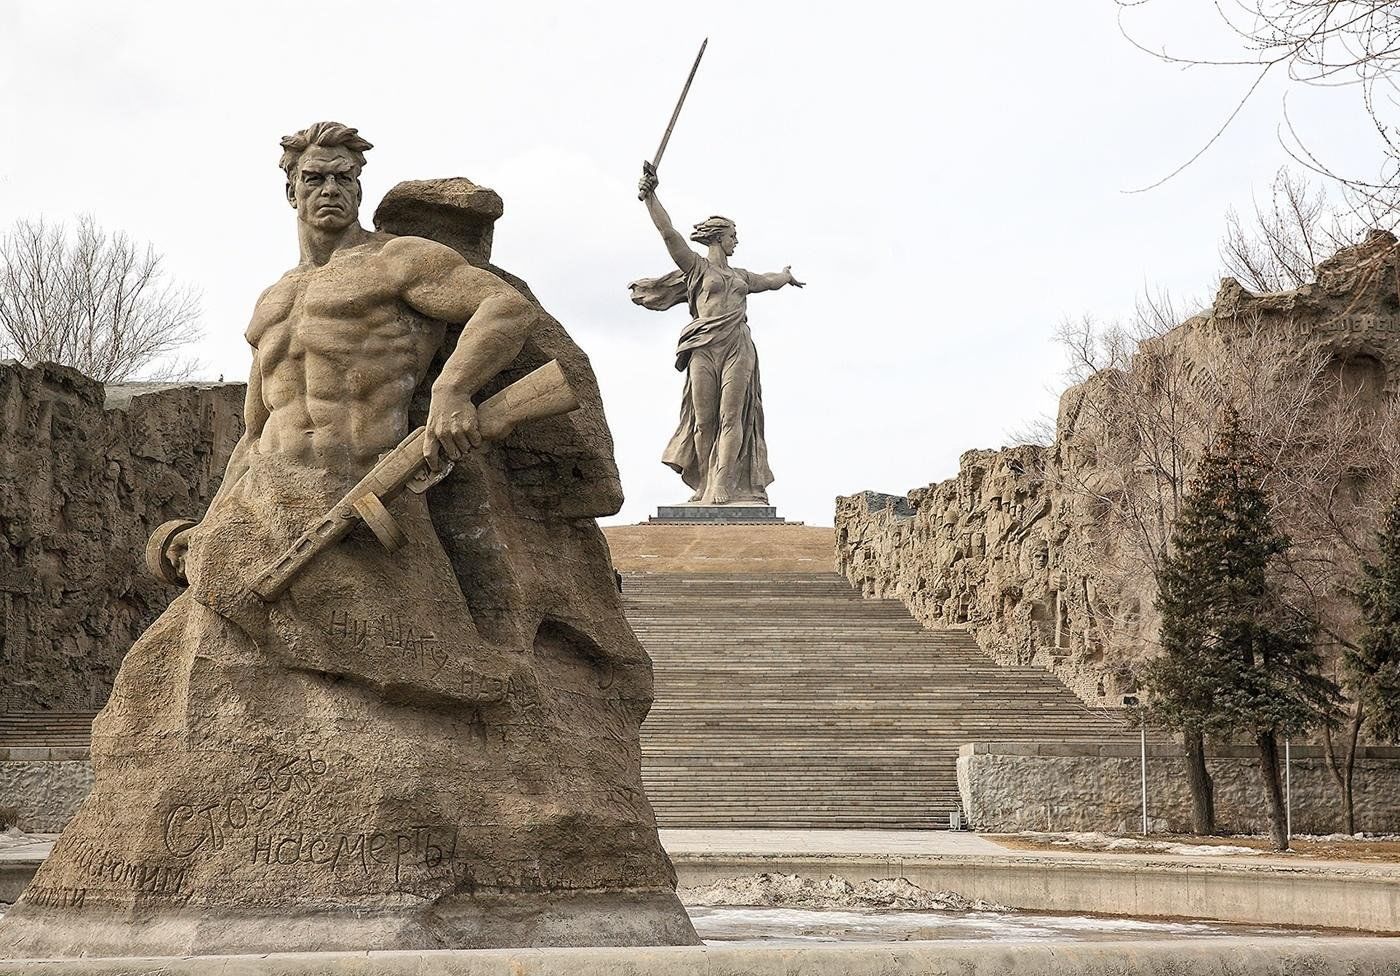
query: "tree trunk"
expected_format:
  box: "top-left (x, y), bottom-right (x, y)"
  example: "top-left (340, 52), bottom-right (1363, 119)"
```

top-left (1342, 706), bottom-right (1363, 836)
top-left (1184, 728), bottom-right (1215, 835)
top-left (1256, 731), bottom-right (1290, 851)
top-left (1321, 703), bottom-right (1365, 835)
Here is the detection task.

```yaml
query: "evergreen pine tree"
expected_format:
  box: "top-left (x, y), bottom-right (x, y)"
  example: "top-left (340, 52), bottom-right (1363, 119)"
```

top-left (1352, 490), bottom-right (1400, 743)
top-left (1145, 410), bottom-right (1338, 850)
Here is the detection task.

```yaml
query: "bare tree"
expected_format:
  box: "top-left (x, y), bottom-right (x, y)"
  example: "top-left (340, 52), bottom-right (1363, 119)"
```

top-left (1270, 384), bottom-right (1400, 832)
top-left (1052, 285), bottom-right (1388, 832)
top-left (1053, 299), bottom-right (1220, 832)
top-left (1221, 168), bottom-right (1360, 291)
top-left (0, 216), bottom-right (201, 382)
top-left (1116, 1), bottom-right (1400, 218)
top-left (1058, 283), bottom-right (1400, 832)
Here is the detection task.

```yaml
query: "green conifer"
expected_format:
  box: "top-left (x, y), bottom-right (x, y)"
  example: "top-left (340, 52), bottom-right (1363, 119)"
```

top-left (1145, 410), bottom-right (1338, 849)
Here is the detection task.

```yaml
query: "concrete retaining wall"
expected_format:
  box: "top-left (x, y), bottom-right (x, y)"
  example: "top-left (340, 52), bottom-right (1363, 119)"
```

top-left (1, 940), bottom-right (1399, 975)
top-left (959, 741), bottom-right (1400, 835)
top-left (0, 751), bottom-right (92, 833)
top-left (673, 853), bottom-right (1400, 934)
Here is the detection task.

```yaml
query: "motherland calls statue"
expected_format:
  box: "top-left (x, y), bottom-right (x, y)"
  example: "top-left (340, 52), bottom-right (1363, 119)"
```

top-left (0, 122), bottom-right (698, 956)
top-left (630, 163), bottom-right (804, 507)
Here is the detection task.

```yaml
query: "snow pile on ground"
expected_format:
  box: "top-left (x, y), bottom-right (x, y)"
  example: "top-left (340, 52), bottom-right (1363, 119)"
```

top-left (682, 873), bottom-right (1007, 912)
top-left (0, 828), bottom-right (50, 852)
top-left (1018, 831), bottom-right (1264, 856)
top-left (1159, 842), bottom-right (1262, 856)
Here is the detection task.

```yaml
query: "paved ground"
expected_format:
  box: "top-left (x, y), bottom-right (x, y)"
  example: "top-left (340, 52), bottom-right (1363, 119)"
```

top-left (659, 828), bottom-right (1008, 856)
top-left (662, 829), bottom-right (1400, 877)
top-left (12, 828), bottom-right (1400, 872)
top-left (0, 831), bottom-right (1008, 867)
top-left (9, 827), bottom-right (1400, 889)
top-left (3, 940), bottom-right (1398, 975)
top-left (8, 829), bottom-right (1400, 932)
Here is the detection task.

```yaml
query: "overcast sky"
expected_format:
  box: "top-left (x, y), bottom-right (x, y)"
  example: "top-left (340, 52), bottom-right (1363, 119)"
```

top-left (0, 2), bottom-right (1381, 525)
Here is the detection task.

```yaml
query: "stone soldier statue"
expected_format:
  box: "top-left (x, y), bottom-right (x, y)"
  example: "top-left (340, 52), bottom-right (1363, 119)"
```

top-left (630, 162), bottom-right (804, 506)
top-left (0, 122), bottom-right (696, 956)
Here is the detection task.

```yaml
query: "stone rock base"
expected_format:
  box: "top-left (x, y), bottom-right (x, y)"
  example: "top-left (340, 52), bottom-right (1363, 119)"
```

top-left (0, 889), bottom-right (694, 956)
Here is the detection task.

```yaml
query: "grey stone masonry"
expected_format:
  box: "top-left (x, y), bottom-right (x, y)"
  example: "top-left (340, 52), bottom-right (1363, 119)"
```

top-left (0, 751), bottom-right (92, 832)
top-left (959, 741), bottom-right (1400, 835)
top-left (651, 505), bottom-right (788, 523)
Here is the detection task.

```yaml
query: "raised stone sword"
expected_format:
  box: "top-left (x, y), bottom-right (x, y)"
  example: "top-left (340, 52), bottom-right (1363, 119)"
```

top-left (638, 37), bottom-right (708, 200)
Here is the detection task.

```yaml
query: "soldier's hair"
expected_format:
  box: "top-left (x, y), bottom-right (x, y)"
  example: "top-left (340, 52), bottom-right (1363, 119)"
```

top-left (690, 216), bottom-right (737, 246)
top-left (278, 121), bottom-right (374, 180)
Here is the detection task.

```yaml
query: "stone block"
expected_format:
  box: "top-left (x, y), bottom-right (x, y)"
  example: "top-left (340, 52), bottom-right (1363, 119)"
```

top-left (652, 505), bottom-right (786, 523)
top-left (959, 749), bottom-right (1400, 835)
top-left (4, 749), bottom-right (50, 762)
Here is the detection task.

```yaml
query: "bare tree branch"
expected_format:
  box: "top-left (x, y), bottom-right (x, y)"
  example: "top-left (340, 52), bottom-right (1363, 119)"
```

top-left (1117, 1), bottom-right (1400, 209)
top-left (0, 216), bottom-right (202, 383)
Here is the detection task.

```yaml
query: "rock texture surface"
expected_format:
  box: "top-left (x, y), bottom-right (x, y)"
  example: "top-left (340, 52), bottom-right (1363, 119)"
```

top-left (0, 364), bottom-right (244, 712)
top-left (838, 234), bottom-right (1400, 706)
top-left (0, 173), bottom-right (695, 956)
top-left (959, 742), bottom-right (1400, 835)
top-left (0, 756), bottom-right (92, 832)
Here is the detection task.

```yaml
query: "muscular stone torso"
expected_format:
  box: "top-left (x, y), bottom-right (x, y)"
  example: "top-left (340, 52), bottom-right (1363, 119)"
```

top-left (247, 234), bottom-right (445, 478)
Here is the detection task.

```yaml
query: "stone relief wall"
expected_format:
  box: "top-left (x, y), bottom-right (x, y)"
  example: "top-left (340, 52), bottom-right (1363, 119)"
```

top-left (838, 233), bottom-right (1400, 706)
top-left (959, 742), bottom-right (1400, 834)
top-left (0, 362), bottom-right (245, 712)
top-left (0, 753), bottom-right (92, 832)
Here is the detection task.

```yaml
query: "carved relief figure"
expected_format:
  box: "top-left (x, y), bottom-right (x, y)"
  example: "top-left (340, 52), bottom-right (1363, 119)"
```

top-left (630, 163), bottom-right (803, 505)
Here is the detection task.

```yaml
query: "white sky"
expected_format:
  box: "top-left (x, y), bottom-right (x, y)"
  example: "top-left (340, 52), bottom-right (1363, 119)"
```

top-left (0, 2), bottom-right (1381, 526)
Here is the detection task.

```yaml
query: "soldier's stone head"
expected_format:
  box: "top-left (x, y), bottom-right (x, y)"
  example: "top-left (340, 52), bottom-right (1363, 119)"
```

top-left (280, 121), bottom-right (373, 231)
top-left (690, 216), bottom-right (738, 256)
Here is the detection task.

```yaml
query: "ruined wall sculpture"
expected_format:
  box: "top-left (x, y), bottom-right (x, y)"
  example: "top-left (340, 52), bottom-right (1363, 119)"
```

top-left (838, 233), bottom-right (1400, 706)
top-left (0, 363), bottom-right (244, 712)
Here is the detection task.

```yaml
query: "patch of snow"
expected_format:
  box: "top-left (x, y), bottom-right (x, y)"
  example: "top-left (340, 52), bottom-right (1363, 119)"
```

top-left (1160, 843), bottom-right (1261, 857)
top-left (680, 873), bottom-right (1007, 912)
top-left (686, 905), bottom-right (1307, 946)
top-left (1017, 831), bottom-right (1264, 856)
top-left (0, 828), bottom-right (49, 851)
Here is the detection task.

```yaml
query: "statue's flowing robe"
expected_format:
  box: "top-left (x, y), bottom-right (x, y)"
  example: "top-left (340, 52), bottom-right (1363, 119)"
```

top-left (629, 256), bottom-right (774, 502)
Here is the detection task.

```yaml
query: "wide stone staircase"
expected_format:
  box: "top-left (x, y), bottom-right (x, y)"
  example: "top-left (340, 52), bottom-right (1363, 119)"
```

top-left (1, 567), bottom-right (1134, 833)
top-left (0, 713), bottom-right (93, 750)
top-left (627, 571), bottom-right (1131, 829)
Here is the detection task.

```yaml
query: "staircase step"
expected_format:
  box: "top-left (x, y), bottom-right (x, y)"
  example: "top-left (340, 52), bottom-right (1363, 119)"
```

top-left (626, 570), bottom-right (1130, 830)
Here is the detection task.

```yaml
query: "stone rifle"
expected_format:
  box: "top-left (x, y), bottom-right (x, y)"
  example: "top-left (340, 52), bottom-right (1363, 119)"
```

top-left (146, 360), bottom-right (580, 601)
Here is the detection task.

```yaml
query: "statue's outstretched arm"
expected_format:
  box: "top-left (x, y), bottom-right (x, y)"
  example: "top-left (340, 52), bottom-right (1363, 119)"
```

top-left (746, 265), bottom-right (806, 293)
top-left (639, 163), bottom-right (696, 273)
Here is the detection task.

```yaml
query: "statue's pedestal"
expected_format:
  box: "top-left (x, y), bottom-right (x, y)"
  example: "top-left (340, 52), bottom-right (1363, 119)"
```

top-left (650, 503), bottom-right (793, 524)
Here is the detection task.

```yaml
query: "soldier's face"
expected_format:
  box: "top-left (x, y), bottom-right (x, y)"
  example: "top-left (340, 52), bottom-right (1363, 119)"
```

top-left (286, 145), bottom-right (362, 231)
